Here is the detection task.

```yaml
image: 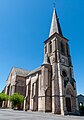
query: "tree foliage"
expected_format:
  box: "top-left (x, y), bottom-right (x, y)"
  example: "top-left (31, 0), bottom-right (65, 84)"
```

top-left (10, 93), bottom-right (24, 108)
top-left (79, 106), bottom-right (84, 115)
top-left (0, 93), bottom-right (9, 102)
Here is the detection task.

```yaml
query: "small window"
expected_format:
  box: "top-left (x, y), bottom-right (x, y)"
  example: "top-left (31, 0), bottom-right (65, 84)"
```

top-left (62, 70), bottom-right (68, 88)
top-left (49, 41), bottom-right (52, 53)
top-left (45, 46), bottom-right (47, 54)
top-left (62, 70), bottom-right (67, 77)
top-left (66, 43), bottom-right (69, 56)
top-left (64, 81), bottom-right (68, 88)
top-left (61, 41), bottom-right (65, 55)
top-left (32, 83), bottom-right (34, 97)
top-left (70, 68), bottom-right (72, 78)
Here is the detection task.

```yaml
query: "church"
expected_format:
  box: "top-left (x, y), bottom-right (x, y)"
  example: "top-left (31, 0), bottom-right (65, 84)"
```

top-left (4, 7), bottom-right (78, 115)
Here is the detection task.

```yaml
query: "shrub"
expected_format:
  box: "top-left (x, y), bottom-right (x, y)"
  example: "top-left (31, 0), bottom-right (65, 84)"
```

top-left (10, 93), bottom-right (24, 109)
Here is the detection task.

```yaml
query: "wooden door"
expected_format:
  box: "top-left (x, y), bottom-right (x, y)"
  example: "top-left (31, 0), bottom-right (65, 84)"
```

top-left (66, 97), bottom-right (71, 112)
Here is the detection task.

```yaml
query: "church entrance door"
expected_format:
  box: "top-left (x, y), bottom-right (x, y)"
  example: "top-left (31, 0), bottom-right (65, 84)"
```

top-left (66, 97), bottom-right (71, 112)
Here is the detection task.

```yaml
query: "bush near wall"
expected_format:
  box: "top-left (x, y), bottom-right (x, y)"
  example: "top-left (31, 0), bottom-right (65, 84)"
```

top-left (79, 106), bottom-right (84, 115)
top-left (10, 93), bottom-right (24, 110)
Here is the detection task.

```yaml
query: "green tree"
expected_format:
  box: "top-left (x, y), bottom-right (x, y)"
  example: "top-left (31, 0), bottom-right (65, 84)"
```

top-left (0, 93), bottom-right (9, 102)
top-left (10, 93), bottom-right (24, 109)
top-left (0, 93), bottom-right (9, 107)
top-left (79, 105), bottom-right (84, 115)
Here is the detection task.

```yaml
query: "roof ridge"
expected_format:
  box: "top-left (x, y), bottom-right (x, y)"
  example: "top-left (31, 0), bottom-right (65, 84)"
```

top-left (13, 66), bottom-right (31, 72)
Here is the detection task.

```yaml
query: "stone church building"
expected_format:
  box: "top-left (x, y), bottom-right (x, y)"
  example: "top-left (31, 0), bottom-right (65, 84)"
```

top-left (5, 8), bottom-right (77, 115)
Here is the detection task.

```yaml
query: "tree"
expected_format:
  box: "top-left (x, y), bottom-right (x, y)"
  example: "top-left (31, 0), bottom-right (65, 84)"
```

top-left (10, 93), bottom-right (24, 109)
top-left (0, 93), bottom-right (9, 107)
top-left (0, 93), bottom-right (9, 102)
top-left (79, 105), bottom-right (84, 115)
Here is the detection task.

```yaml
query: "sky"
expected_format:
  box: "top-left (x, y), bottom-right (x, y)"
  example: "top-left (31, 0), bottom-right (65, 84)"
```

top-left (0, 0), bottom-right (84, 95)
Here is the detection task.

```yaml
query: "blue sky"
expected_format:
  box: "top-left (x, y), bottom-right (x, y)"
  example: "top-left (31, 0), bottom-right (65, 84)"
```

top-left (0, 0), bottom-right (84, 95)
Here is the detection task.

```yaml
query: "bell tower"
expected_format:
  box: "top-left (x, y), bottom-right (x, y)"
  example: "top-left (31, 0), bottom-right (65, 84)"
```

top-left (44, 7), bottom-right (77, 115)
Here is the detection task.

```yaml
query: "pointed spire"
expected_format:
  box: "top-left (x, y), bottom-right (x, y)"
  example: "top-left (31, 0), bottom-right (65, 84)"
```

top-left (49, 7), bottom-right (63, 37)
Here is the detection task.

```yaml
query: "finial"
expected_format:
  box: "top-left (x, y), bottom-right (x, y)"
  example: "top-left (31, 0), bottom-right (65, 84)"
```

top-left (53, 3), bottom-right (56, 9)
top-left (53, 3), bottom-right (58, 19)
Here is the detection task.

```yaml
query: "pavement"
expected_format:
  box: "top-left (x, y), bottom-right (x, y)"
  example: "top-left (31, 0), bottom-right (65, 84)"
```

top-left (0, 109), bottom-right (84, 120)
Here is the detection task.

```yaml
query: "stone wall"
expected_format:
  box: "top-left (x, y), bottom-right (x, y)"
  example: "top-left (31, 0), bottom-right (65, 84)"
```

top-left (15, 76), bottom-right (26, 96)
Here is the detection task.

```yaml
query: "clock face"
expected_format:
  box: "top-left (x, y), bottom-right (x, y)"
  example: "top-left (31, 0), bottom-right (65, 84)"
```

top-left (61, 58), bottom-right (65, 63)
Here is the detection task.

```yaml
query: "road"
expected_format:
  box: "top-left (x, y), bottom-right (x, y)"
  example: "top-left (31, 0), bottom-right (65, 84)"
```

top-left (0, 109), bottom-right (84, 120)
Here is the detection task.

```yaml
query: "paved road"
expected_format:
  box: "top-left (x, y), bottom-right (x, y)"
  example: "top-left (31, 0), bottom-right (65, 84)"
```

top-left (0, 109), bottom-right (84, 120)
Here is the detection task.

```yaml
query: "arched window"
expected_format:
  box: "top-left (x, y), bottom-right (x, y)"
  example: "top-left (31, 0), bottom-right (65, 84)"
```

top-left (79, 102), bottom-right (83, 107)
top-left (61, 41), bottom-right (65, 55)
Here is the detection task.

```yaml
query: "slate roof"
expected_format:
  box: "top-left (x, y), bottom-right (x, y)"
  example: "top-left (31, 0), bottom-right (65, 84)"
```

top-left (27, 67), bottom-right (41, 76)
top-left (13, 66), bottom-right (41, 77)
top-left (49, 8), bottom-right (63, 37)
top-left (13, 67), bottom-right (31, 77)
